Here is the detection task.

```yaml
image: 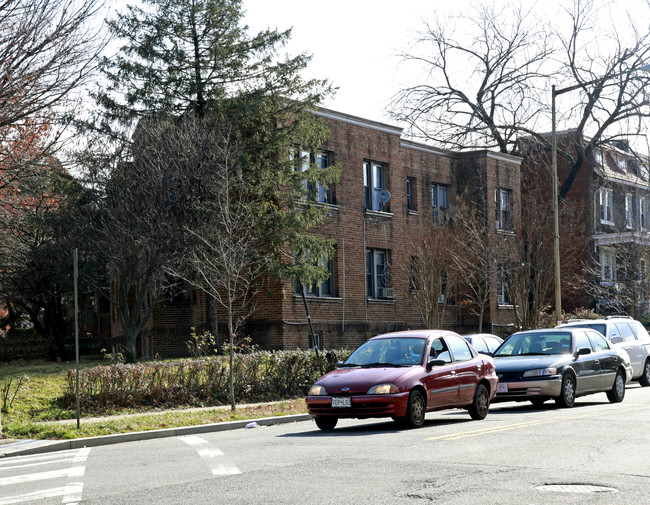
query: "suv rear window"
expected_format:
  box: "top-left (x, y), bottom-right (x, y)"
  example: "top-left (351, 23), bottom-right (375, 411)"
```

top-left (567, 323), bottom-right (606, 336)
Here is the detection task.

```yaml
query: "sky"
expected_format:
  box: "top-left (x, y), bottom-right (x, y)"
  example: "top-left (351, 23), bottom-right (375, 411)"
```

top-left (242, 0), bottom-right (650, 138)
top-left (242, 0), bottom-right (442, 126)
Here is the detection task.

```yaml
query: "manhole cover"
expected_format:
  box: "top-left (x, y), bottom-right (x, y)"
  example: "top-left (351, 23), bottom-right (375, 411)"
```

top-left (537, 484), bottom-right (618, 494)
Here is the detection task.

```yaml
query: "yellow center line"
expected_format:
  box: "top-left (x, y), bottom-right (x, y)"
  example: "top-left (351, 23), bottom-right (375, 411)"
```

top-left (426, 405), bottom-right (649, 441)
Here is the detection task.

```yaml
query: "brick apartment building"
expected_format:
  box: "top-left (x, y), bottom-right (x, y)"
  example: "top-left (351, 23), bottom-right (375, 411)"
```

top-left (114, 108), bottom-right (523, 357)
top-left (521, 131), bottom-right (650, 317)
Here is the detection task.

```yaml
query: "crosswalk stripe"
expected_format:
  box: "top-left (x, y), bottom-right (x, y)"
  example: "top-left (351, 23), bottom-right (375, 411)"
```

top-left (179, 435), bottom-right (241, 476)
top-left (0, 466), bottom-right (85, 487)
top-left (0, 485), bottom-right (74, 505)
top-left (0, 447), bottom-right (91, 473)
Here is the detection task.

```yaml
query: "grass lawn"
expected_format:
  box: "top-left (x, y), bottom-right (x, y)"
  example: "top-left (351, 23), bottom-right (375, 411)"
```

top-left (1, 360), bottom-right (309, 440)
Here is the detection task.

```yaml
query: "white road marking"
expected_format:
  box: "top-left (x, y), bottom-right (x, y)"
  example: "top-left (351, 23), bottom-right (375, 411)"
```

top-left (0, 485), bottom-right (74, 505)
top-left (0, 466), bottom-right (85, 487)
top-left (179, 435), bottom-right (242, 476)
top-left (0, 448), bottom-right (90, 505)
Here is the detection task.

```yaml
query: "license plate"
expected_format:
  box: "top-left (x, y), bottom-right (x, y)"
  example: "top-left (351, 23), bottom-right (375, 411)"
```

top-left (331, 397), bottom-right (351, 408)
top-left (497, 383), bottom-right (508, 393)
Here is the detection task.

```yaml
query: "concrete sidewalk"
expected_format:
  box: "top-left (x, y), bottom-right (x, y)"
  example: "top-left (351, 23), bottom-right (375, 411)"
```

top-left (0, 412), bottom-right (311, 459)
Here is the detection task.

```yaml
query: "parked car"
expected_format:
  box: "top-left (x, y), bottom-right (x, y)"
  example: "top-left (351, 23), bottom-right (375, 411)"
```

top-left (557, 316), bottom-right (650, 386)
top-left (461, 333), bottom-right (503, 355)
top-left (305, 330), bottom-right (499, 430)
top-left (492, 327), bottom-right (633, 408)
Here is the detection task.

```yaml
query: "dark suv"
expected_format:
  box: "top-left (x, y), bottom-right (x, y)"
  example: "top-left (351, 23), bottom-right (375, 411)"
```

top-left (557, 316), bottom-right (650, 386)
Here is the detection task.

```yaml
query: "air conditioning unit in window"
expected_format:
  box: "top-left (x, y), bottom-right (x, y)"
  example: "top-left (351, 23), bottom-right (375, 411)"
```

top-left (378, 287), bottom-right (394, 299)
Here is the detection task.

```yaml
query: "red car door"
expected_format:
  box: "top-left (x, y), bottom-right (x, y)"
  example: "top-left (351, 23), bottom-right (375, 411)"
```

top-left (447, 335), bottom-right (482, 403)
top-left (421, 337), bottom-right (459, 407)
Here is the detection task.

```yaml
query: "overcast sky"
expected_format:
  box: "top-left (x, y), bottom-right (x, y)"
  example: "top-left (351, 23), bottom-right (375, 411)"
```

top-left (242, 0), bottom-right (650, 134)
top-left (242, 0), bottom-right (443, 126)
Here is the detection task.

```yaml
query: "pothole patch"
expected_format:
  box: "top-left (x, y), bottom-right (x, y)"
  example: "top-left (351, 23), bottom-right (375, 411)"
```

top-left (536, 484), bottom-right (619, 494)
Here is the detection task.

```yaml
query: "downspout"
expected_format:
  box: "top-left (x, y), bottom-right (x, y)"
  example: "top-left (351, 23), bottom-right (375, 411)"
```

top-left (363, 218), bottom-right (368, 323)
top-left (341, 237), bottom-right (345, 332)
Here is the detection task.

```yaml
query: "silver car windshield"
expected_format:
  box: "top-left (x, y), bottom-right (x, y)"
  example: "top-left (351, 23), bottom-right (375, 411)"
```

top-left (343, 338), bottom-right (427, 367)
top-left (494, 332), bottom-right (572, 357)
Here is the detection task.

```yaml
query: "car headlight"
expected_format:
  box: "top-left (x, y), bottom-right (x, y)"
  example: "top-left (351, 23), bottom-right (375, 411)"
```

top-left (522, 367), bottom-right (557, 378)
top-left (308, 385), bottom-right (327, 396)
top-left (367, 383), bottom-right (399, 395)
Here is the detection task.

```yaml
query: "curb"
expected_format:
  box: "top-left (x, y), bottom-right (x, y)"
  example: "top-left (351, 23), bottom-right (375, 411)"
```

top-left (0, 414), bottom-right (312, 458)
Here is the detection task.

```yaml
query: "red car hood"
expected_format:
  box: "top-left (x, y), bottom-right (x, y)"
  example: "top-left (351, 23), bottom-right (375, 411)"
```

top-left (314, 366), bottom-right (417, 395)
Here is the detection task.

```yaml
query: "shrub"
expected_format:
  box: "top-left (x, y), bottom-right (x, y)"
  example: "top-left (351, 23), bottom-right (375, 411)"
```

top-left (63, 349), bottom-right (349, 412)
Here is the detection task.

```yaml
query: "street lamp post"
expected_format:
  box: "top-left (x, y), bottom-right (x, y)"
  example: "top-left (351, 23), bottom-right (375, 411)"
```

top-left (550, 64), bottom-right (650, 325)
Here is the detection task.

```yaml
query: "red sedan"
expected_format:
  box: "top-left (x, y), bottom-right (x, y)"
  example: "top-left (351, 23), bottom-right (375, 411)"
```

top-left (306, 330), bottom-right (499, 430)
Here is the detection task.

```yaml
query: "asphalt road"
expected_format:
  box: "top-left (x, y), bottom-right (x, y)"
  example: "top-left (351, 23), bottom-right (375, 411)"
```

top-left (2, 384), bottom-right (650, 504)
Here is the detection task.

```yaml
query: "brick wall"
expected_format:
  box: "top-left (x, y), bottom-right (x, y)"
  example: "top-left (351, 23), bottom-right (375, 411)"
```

top-left (117, 108), bottom-right (523, 356)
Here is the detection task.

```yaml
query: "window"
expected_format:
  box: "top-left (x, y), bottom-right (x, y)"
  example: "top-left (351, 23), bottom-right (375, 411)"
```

top-left (432, 183), bottom-right (448, 225)
top-left (366, 248), bottom-right (390, 298)
top-left (599, 188), bottom-right (613, 223)
top-left (364, 161), bottom-right (388, 211)
top-left (485, 337), bottom-right (502, 353)
top-left (497, 264), bottom-right (510, 305)
top-left (406, 177), bottom-right (416, 212)
top-left (295, 258), bottom-right (334, 297)
top-left (495, 188), bottom-right (512, 231)
top-left (640, 196), bottom-right (648, 230)
top-left (626, 193), bottom-right (633, 229)
top-left (430, 337), bottom-right (452, 363)
top-left (616, 323), bottom-right (636, 342)
top-left (295, 149), bottom-right (333, 204)
top-left (587, 331), bottom-right (610, 352)
top-left (600, 248), bottom-right (616, 284)
top-left (447, 336), bottom-right (474, 362)
top-left (438, 271), bottom-right (448, 304)
top-left (640, 259), bottom-right (646, 283)
top-left (594, 149), bottom-right (603, 165)
top-left (574, 331), bottom-right (592, 352)
top-left (613, 152), bottom-right (627, 171)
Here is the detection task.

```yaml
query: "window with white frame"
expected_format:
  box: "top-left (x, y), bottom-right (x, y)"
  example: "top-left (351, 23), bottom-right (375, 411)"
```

top-left (593, 149), bottom-right (603, 165)
top-left (496, 188), bottom-right (513, 231)
top-left (366, 248), bottom-right (390, 298)
top-left (625, 193), bottom-right (633, 229)
top-left (599, 188), bottom-right (614, 223)
top-left (613, 152), bottom-right (627, 171)
top-left (294, 149), bottom-right (333, 204)
top-left (640, 196), bottom-right (647, 230)
top-left (497, 264), bottom-right (510, 305)
top-left (364, 161), bottom-right (388, 211)
top-left (600, 248), bottom-right (616, 285)
top-left (432, 183), bottom-right (448, 225)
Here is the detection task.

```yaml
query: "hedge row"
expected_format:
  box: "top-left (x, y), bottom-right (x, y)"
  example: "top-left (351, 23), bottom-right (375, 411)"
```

top-left (63, 349), bottom-right (349, 411)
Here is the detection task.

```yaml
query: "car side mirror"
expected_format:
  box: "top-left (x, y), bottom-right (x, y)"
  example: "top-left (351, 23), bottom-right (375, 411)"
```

top-left (575, 347), bottom-right (591, 358)
top-left (427, 359), bottom-right (446, 369)
top-left (335, 361), bottom-right (344, 368)
top-left (610, 336), bottom-right (623, 344)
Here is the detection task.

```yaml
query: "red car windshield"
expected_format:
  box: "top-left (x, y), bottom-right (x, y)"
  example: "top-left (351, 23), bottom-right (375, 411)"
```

top-left (343, 338), bottom-right (427, 367)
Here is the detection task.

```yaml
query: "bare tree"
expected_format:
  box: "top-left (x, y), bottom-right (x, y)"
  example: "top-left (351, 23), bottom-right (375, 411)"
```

top-left (453, 192), bottom-right (507, 332)
top-left (390, 2), bottom-right (552, 153)
top-left (168, 118), bottom-right (266, 410)
top-left (0, 0), bottom-right (106, 189)
top-left (392, 0), bottom-right (650, 200)
top-left (403, 226), bottom-right (459, 329)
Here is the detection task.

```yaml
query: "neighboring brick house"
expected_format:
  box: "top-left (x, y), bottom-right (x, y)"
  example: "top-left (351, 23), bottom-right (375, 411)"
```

top-left (521, 131), bottom-right (650, 317)
top-left (113, 108), bottom-right (523, 357)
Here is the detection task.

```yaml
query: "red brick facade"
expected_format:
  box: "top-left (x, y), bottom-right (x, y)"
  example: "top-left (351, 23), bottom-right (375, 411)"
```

top-left (112, 109), bottom-right (522, 356)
